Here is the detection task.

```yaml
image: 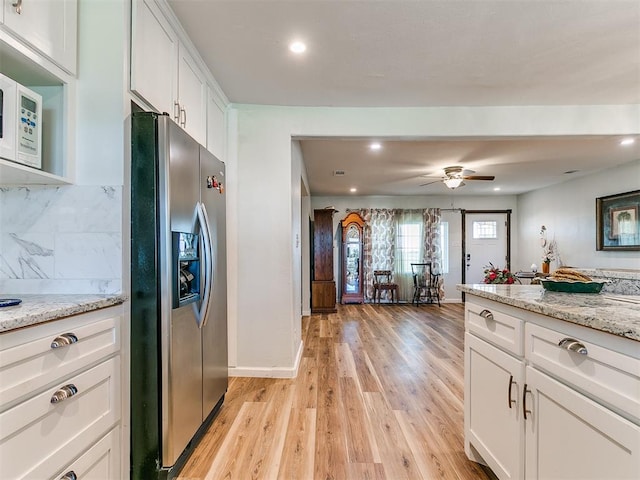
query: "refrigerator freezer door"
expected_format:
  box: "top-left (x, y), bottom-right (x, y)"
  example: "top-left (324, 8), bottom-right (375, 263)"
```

top-left (159, 118), bottom-right (204, 466)
top-left (200, 146), bottom-right (228, 419)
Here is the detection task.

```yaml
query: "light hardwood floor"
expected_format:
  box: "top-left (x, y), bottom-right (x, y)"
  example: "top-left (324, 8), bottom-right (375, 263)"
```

top-left (178, 303), bottom-right (494, 480)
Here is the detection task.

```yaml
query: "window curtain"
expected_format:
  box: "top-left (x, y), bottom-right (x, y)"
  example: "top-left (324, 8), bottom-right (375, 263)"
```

top-left (346, 207), bottom-right (443, 302)
top-left (347, 208), bottom-right (396, 301)
top-left (394, 209), bottom-right (424, 301)
top-left (423, 208), bottom-right (445, 299)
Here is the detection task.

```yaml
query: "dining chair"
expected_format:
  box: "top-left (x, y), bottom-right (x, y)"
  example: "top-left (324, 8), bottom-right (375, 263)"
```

top-left (411, 262), bottom-right (441, 307)
top-left (372, 270), bottom-right (399, 304)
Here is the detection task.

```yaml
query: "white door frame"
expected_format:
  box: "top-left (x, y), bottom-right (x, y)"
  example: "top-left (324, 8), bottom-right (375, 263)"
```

top-left (461, 209), bottom-right (512, 285)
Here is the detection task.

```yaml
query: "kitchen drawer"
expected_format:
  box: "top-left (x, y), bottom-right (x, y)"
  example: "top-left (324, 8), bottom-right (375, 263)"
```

top-left (0, 356), bottom-right (121, 479)
top-left (466, 299), bottom-right (523, 356)
top-left (525, 322), bottom-right (640, 423)
top-left (0, 307), bottom-right (121, 409)
top-left (51, 427), bottom-right (120, 480)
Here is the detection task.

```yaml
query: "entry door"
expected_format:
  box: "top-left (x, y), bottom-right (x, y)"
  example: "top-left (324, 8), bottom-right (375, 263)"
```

top-left (464, 212), bottom-right (509, 284)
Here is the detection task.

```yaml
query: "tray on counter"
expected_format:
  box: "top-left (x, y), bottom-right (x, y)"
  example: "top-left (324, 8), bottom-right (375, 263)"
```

top-left (540, 278), bottom-right (607, 294)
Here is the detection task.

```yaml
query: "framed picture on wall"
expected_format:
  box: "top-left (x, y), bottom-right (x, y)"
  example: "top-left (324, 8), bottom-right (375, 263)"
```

top-left (596, 190), bottom-right (640, 251)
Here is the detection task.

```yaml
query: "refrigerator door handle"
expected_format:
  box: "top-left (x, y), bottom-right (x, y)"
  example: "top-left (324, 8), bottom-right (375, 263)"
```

top-left (193, 202), bottom-right (213, 328)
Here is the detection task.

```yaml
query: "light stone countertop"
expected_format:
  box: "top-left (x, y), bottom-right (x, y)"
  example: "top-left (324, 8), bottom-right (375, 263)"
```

top-left (458, 284), bottom-right (640, 342)
top-left (0, 294), bottom-right (127, 333)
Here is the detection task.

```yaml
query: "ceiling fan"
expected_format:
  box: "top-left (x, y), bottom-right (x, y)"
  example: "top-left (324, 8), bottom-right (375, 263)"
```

top-left (420, 166), bottom-right (495, 189)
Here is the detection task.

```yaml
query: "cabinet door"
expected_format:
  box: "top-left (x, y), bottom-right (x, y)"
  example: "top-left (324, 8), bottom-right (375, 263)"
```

top-left (525, 366), bottom-right (640, 480)
top-left (466, 333), bottom-right (525, 480)
top-left (177, 44), bottom-right (206, 145)
top-left (130, 0), bottom-right (178, 116)
top-left (52, 427), bottom-right (120, 480)
top-left (207, 86), bottom-right (226, 159)
top-left (3, 0), bottom-right (77, 74)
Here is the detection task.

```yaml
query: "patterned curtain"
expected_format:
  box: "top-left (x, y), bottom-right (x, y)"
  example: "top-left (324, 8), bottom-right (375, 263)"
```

top-left (347, 207), bottom-right (443, 302)
top-left (422, 208), bottom-right (444, 299)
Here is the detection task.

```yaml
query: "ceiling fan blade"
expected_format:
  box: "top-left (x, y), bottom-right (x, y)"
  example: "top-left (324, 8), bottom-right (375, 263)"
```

top-left (462, 175), bottom-right (495, 181)
top-left (419, 180), bottom-right (441, 187)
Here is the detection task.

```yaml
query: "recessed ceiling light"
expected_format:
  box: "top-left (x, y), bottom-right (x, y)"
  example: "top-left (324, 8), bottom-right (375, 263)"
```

top-left (350, 188), bottom-right (357, 193)
top-left (493, 187), bottom-right (501, 191)
top-left (620, 138), bottom-right (635, 146)
top-left (289, 41), bottom-right (306, 54)
top-left (369, 142), bottom-right (382, 151)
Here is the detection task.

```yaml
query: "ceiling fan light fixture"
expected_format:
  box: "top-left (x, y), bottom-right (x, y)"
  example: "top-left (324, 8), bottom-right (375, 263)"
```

top-left (443, 177), bottom-right (464, 189)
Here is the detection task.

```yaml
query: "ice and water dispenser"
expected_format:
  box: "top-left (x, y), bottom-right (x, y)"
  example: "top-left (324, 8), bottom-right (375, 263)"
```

top-left (172, 232), bottom-right (201, 308)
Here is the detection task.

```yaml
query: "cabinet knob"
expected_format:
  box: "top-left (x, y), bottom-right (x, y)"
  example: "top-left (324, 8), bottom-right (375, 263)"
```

top-left (60, 471), bottom-right (77, 480)
top-left (50, 384), bottom-right (78, 404)
top-left (180, 107), bottom-right (187, 127)
top-left (12, 0), bottom-right (22, 14)
top-left (479, 309), bottom-right (494, 321)
top-left (507, 375), bottom-right (516, 409)
top-left (522, 383), bottom-right (532, 420)
top-left (173, 101), bottom-right (181, 121)
top-left (51, 333), bottom-right (78, 349)
top-left (558, 337), bottom-right (588, 355)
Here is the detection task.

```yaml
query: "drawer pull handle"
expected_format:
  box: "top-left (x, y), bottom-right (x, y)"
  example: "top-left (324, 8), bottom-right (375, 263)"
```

top-left (60, 471), bottom-right (77, 480)
top-left (12, 0), bottom-right (22, 14)
top-left (507, 375), bottom-right (516, 409)
top-left (51, 384), bottom-right (78, 404)
top-left (51, 333), bottom-right (78, 349)
top-left (558, 337), bottom-right (588, 355)
top-left (523, 383), bottom-right (531, 420)
top-left (479, 309), bottom-right (494, 321)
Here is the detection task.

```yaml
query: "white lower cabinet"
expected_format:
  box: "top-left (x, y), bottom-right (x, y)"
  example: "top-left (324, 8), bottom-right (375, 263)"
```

top-left (525, 366), bottom-right (640, 480)
top-left (465, 296), bottom-right (640, 480)
top-left (466, 333), bottom-right (524, 480)
top-left (53, 427), bottom-right (120, 480)
top-left (0, 305), bottom-right (123, 480)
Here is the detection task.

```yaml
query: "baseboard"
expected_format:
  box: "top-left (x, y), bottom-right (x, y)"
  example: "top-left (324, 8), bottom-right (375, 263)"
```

top-left (229, 339), bottom-right (304, 379)
top-left (302, 309), bottom-right (311, 316)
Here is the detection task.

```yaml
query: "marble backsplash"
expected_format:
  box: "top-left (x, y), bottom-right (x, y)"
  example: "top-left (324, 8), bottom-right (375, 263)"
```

top-left (0, 186), bottom-right (122, 294)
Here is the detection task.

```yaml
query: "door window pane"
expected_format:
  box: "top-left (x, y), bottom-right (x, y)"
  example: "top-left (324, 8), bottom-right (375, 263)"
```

top-left (473, 221), bottom-right (497, 239)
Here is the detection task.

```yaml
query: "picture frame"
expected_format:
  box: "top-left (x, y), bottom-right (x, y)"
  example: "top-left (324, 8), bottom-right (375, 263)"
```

top-left (596, 190), bottom-right (640, 251)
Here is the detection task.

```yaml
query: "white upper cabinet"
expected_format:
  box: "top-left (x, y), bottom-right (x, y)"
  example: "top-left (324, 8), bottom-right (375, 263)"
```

top-left (2, 0), bottom-right (78, 74)
top-left (131, 0), bottom-right (207, 145)
top-left (177, 44), bottom-right (206, 145)
top-left (207, 86), bottom-right (226, 160)
top-left (130, 0), bottom-right (177, 118)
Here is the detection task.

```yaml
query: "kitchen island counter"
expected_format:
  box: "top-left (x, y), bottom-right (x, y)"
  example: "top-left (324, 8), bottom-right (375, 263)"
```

top-left (0, 294), bottom-right (126, 333)
top-left (458, 284), bottom-right (640, 342)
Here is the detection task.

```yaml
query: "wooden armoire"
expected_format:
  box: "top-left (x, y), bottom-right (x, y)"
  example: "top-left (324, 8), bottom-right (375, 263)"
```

top-left (311, 208), bottom-right (337, 313)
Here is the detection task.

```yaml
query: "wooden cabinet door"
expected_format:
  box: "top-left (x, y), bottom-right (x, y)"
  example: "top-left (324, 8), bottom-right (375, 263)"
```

top-left (130, 0), bottom-right (178, 116)
top-left (177, 44), bottom-right (206, 145)
top-left (466, 333), bottom-right (525, 480)
top-left (313, 209), bottom-right (334, 281)
top-left (3, 0), bottom-right (77, 73)
top-left (524, 366), bottom-right (640, 480)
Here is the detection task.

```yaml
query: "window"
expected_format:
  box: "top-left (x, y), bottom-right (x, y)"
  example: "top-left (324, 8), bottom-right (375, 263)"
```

top-left (473, 220), bottom-right (497, 239)
top-left (440, 221), bottom-right (449, 274)
top-left (396, 221), bottom-right (422, 272)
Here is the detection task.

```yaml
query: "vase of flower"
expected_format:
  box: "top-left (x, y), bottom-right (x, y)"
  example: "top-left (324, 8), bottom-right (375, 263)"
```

top-left (483, 263), bottom-right (516, 284)
top-left (542, 261), bottom-right (550, 274)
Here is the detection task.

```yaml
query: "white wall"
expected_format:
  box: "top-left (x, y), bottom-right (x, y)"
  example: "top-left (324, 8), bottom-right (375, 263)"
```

top-left (230, 103), bottom-right (639, 375)
top-left (517, 160), bottom-right (640, 271)
top-left (311, 195), bottom-right (517, 301)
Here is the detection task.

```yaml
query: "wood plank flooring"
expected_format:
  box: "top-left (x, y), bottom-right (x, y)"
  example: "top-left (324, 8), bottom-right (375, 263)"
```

top-left (177, 303), bottom-right (494, 480)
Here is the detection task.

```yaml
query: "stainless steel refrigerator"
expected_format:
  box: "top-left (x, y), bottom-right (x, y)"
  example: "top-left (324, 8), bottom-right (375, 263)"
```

top-left (129, 112), bottom-right (228, 480)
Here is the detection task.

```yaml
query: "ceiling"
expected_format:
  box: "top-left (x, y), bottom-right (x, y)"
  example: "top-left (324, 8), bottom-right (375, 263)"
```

top-left (167, 0), bottom-right (640, 196)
